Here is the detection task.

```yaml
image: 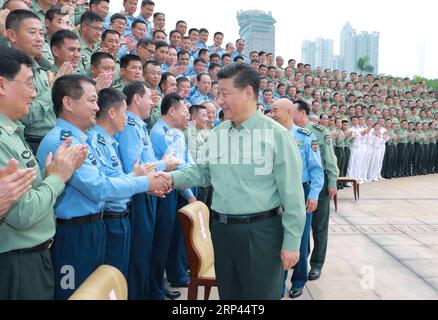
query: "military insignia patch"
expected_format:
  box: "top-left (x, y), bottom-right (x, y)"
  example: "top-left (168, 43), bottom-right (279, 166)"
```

top-left (26, 159), bottom-right (36, 168)
top-left (111, 155), bottom-right (118, 162)
top-left (298, 128), bottom-right (311, 136)
top-left (88, 153), bottom-right (97, 166)
top-left (97, 134), bottom-right (106, 145)
top-left (127, 117), bottom-right (136, 126)
top-left (325, 135), bottom-right (332, 144)
top-left (60, 130), bottom-right (72, 141)
top-left (22, 150), bottom-right (32, 160)
top-left (142, 137), bottom-right (149, 147)
top-left (311, 140), bottom-right (319, 152)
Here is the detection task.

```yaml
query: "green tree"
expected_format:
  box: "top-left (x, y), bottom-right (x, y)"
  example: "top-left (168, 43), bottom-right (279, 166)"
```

top-left (357, 56), bottom-right (374, 75)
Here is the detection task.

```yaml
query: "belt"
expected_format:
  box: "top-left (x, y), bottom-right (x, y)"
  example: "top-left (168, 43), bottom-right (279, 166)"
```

top-left (56, 212), bottom-right (104, 225)
top-left (103, 209), bottom-right (130, 219)
top-left (25, 135), bottom-right (43, 143)
top-left (212, 207), bottom-right (282, 225)
top-left (6, 239), bottom-right (53, 255)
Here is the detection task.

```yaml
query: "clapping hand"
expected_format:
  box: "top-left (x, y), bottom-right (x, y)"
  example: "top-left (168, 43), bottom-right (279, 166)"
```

top-left (132, 160), bottom-right (157, 176)
top-left (163, 154), bottom-right (182, 172)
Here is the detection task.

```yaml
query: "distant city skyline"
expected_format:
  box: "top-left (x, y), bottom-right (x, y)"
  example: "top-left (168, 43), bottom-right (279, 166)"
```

top-left (109, 0), bottom-right (437, 79)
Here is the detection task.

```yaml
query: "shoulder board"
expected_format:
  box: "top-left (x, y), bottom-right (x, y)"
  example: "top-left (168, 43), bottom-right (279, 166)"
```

top-left (127, 117), bottom-right (136, 126)
top-left (297, 128), bottom-right (311, 136)
top-left (313, 124), bottom-right (325, 132)
top-left (60, 130), bottom-right (72, 141)
top-left (97, 134), bottom-right (106, 145)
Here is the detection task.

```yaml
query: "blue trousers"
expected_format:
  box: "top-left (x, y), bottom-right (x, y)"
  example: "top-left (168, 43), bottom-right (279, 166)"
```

top-left (149, 190), bottom-right (178, 300)
top-left (281, 185), bottom-right (312, 296)
top-left (127, 193), bottom-right (156, 300)
top-left (165, 188), bottom-right (197, 286)
top-left (103, 215), bottom-right (131, 280)
top-left (52, 220), bottom-right (106, 300)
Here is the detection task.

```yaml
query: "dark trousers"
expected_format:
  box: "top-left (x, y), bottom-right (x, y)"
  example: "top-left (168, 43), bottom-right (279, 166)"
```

top-left (414, 143), bottom-right (424, 174)
top-left (334, 147), bottom-right (345, 179)
top-left (211, 214), bottom-right (284, 300)
top-left (310, 173), bottom-right (330, 270)
top-left (423, 145), bottom-right (430, 173)
top-left (381, 143), bottom-right (390, 177)
top-left (406, 143), bottom-right (415, 175)
top-left (104, 216), bottom-right (131, 279)
top-left (281, 185), bottom-right (311, 295)
top-left (0, 249), bottom-right (54, 300)
top-left (52, 220), bottom-right (106, 300)
top-left (166, 188), bottom-right (198, 287)
top-left (128, 193), bottom-right (156, 300)
top-left (149, 190), bottom-right (178, 300)
top-left (342, 147), bottom-right (351, 178)
top-left (397, 144), bottom-right (407, 175)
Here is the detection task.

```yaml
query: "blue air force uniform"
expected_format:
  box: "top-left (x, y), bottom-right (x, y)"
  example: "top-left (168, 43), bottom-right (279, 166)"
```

top-left (87, 125), bottom-right (132, 279)
top-left (115, 112), bottom-right (164, 300)
top-left (281, 125), bottom-right (324, 296)
top-left (37, 119), bottom-right (151, 300)
top-left (189, 89), bottom-right (211, 105)
top-left (149, 119), bottom-right (194, 299)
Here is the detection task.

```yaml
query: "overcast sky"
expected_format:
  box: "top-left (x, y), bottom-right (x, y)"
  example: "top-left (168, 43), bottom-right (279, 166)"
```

top-left (110, 0), bottom-right (437, 79)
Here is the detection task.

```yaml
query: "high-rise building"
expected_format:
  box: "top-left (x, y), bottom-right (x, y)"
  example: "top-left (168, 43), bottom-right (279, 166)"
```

top-left (301, 38), bottom-right (334, 70)
top-left (340, 22), bottom-right (380, 74)
top-left (236, 10), bottom-right (276, 56)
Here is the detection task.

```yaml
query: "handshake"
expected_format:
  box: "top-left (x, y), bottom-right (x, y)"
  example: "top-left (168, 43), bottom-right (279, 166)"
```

top-left (147, 172), bottom-right (174, 197)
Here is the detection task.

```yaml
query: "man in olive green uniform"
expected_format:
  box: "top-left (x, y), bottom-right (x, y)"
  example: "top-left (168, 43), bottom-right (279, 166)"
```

top-left (0, 45), bottom-right (85, 300)
top-left (294, 100), bottom-right (339, 280)
top-left (77, 11), bottom-right (103, 73)
top-left (164, 63), bottom-right (306, 300)
top-left (396, 120), bottom-right (408, 177)
top-left (406, 122), bottom-right (416, 176)
top-left (6, 10), bottom-right (56, 154)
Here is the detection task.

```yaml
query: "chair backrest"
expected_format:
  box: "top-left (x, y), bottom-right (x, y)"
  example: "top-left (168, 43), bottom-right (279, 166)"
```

top-left (178, 201), bottom-right (214, 278)
top-left (68, 265), bottom-right (128, 300)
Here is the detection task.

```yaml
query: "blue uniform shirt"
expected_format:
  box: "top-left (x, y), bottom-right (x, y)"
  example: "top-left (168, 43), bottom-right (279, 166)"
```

top-left (88, 125), bottom-right (133, 213)
top-left (37, 119), bottom-right (150, 220)
top-left (115, 111), bottom-right (166, 174)
top-left (189, 89), bottom-right (211, 105)
top-left (208, 45), bottom-right (225, 57)
top-left (150, 119), bottom-right (194, 200)
top-left (196, 40), bottom-right (208, 50)
top-left (291, 125), bottom-right (324, 201)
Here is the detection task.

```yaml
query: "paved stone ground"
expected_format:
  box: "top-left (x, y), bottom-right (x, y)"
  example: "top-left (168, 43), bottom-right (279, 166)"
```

top-left (171, 174), bottom-right (438, 300)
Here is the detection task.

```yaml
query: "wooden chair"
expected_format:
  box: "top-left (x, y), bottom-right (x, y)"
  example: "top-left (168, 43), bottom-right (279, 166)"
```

top-left (69, 265), bottom-right (127, 300)
top-left (333, 177), bottom-right (360, 212)
top-left (178, 201), bottom-right (217, 300)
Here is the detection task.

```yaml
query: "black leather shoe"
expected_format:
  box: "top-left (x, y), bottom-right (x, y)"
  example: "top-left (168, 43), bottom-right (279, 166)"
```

top-left (288, 288), bottom-right (303, 299)
top-left (164, 289), bottom-right (181, 300)
top-left (308, 268), bottom-right (321, 281)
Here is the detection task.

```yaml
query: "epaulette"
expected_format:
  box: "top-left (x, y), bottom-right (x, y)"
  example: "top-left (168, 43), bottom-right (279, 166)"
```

top-left (313, 124), bottom-right (325, 132)
top-left (60, 130), bottom-right (72, 141)
top-left (127, 117), bottom-right (136, 126)
top-left (297, 128), bottom-right (311, 136)
top-left (97, 134), bottom-right (106, 145)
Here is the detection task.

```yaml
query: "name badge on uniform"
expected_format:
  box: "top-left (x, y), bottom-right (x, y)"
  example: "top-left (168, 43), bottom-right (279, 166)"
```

top-left (26, 159), bottom-right (36, 168)
top-left (142, 137), bottom-right (149, 147)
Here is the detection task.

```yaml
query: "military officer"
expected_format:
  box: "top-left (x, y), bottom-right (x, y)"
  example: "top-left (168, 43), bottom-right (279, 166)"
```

top-left (37, 74), bottom-right (171, 300)
top-left (294, 99), bottom-right (339, 281)
top-left (189, 73), bottom-right (212, 105)
top-left (0, 46), bottom-right (85, 300)
top-left (116, 81), bottom-right (180, 300)
top-left (162, 63), bottom-right (306, 300)
top-left (78, 12), bottom-right (103, 73)
top-left (271, 98), bottom-right (324, 299)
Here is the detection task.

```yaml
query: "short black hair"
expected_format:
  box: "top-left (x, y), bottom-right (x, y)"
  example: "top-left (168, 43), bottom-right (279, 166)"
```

top-left (137, 37), bottom-right (155, 48)
top-left (131, 19), bottom-right (147, 29)
top-left (141, 0), bottom-right (155, 6)
top-left (50, 29), bottom-right (79, 50)
top-left (120, 54), bottom-right (141, 69)
top-left (189, 104), bottom-right (206, 116)
top-left (91, 51), bottom-right (114, 67)
top-left (196, 73), bottom-right (210, 82)
top-left (295, 100), bottom-right (310, 116)
top-left (217, 63), bottom-right (259, 99)
top-left (214, 32), bottom-right (224, 38)
top-left (90, 0), bottom-right (110, 6)
top-left (45, 6), bottom-right (69, 22)
top-left (6, 9), bottom-right (40, 31)
top-left (110, 13), bottom-right (126, 23)
top-left (123, 80), bottom-right (147, 106)
top-left (0, 45), bottom-right (33, 79)
top-left (159, 72), bottom-right (173, 91)
top-left (161, 93), bottom-right (183, 115)
top-left (52, 74), bottom-right (96, 117)
top-left (102, 29), bottom-right (121, 42)
top-left (80, 11), bottom-right (104, 25)
top-left (155, 40), bottom-right (169, 50)
top-left (97, 88), bottom-right (126, 118)
top-left (142, 60), bottom-right (160, 73)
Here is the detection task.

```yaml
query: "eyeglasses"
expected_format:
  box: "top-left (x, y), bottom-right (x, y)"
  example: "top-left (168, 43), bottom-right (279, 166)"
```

top-left (140, 45), bottom-right (155, 54)
top-left (5, 78), bottom-right (35, 91)
top-left (86, 23), bottom-right (104, 32)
